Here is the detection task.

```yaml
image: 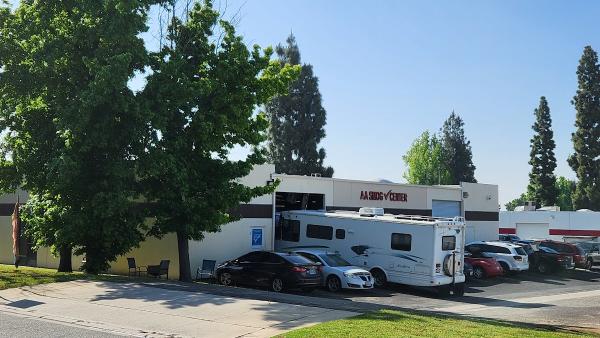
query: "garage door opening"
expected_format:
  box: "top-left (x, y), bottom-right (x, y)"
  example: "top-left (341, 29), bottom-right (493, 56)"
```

top-left (275, 192), bottom-right (325, 212)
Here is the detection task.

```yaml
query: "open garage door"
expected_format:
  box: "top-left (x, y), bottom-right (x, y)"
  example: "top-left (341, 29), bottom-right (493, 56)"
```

top-left (516, 223), bottom-right (549, 240)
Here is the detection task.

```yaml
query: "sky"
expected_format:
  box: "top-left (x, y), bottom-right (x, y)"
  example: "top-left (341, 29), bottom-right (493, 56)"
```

top-left (210, 0), bottom-right (600, 208)
top-left (7, 1), bottom-right (600, 208)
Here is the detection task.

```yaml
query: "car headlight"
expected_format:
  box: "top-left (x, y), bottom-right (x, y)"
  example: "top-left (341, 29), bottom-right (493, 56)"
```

top-left (343, 272), bottom-right (355, 277)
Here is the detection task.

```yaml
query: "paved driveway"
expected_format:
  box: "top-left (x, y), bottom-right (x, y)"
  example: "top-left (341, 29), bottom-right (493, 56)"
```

top-left (311, 268), bottom-right (600, 331)
top-left (0, 281), bottom-right (356, 338)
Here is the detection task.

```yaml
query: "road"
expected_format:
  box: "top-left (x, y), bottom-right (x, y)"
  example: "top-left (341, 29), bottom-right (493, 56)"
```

top-left (0, 312), bottom-right (123, 338)
top-left (312, 267), bottom-right (600, 330)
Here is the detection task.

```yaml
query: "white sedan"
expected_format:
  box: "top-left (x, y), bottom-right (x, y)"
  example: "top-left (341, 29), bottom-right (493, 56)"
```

top-left (294, 249), bottom-right (374, 292)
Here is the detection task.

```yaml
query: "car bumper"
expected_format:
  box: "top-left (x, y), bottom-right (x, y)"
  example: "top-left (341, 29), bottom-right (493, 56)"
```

top-left (343, 278), bottom-right (374, 289)
top-left (511, 264), bottom-right (529, 271)
top-left (291, 277), bottom-right (322, 288)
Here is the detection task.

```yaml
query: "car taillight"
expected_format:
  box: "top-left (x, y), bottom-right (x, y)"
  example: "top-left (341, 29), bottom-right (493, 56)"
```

top-left (291, 266), bottom-right (307, 273)
top-left (557, 256), bottom-right (565, 262)
top-left (513, 256), bottom-right (522, 261)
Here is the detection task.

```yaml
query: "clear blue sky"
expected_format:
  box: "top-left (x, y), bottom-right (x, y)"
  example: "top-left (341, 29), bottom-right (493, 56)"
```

top-left (217, 0), bottom-right (600, 207)
top-left (8, 1), bottom-right (599, 207)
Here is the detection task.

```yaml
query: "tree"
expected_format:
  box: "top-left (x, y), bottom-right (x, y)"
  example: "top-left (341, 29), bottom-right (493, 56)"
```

top-left (403, 131), bottom-right (451, 185)
top-left (0, 1), bottom-right (157, 273)
top-left (266, 34), bottom-right (333, 177)
top-left (527, 96), bottom-right (558, 207)
top-left (555, 176), bottom-right (576, 211)
top-left (568, 46), bottom-right (600, 210)
top-left (505, 193), bottom-right (530, 211)
top-left (140, 1), bottom-right (299, 281)
top-left (440, 112), bottom-right (477, 184)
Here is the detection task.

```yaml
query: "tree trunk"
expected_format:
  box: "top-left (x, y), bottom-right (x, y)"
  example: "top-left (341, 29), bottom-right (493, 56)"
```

top-left (58, 246), bottom-right (73, 273)
top-left (177, 230), bottom-right (192, 282)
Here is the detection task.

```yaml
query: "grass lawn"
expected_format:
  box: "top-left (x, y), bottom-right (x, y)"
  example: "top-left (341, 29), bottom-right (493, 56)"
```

top-left (278, 309), bottom-right (590, 338)
top-left (0, 264), bottom-right (138, 290)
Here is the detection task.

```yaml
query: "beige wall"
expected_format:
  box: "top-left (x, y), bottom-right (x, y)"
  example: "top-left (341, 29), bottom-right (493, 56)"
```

top-left (461, 182), bottom-right (499, 212)
top-left (110, 233), bottom-right (179, 280)
top-left (0, 216), bottom-right (13, 265)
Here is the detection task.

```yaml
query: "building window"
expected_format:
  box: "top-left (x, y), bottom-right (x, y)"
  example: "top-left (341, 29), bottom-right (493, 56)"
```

top-left (442, 236), bottom-right (456, 251)
top-left (306, 224), bottom-right (333, 240)
top-left (335, 229), bottom-right (345, 239)
top-left (391, 233), bottom-right (411, 251)
top-left (281, 219), bottom-right (300, 242)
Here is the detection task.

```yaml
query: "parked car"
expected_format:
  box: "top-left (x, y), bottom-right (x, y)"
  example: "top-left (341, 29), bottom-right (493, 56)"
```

top-left (464, 252), bottom-right (503, 279)
top-left (465, 241), bottom-right (529, 273)
top-left (293, 249), bottom-right (374, 292)
top-left (537, 240), bottom-right (587, 269)
top-left (528, 246), bottom-right (575, 273)
top-left (215, 251), bottom-right (322, 292)
top-left (576, 241), bottom-right (600, 269)
top-left (499, 234), bottom-right (521, 242)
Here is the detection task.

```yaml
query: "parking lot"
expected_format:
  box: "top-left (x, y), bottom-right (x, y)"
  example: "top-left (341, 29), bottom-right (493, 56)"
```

top-left (310, 267), bottom-right (600, 330)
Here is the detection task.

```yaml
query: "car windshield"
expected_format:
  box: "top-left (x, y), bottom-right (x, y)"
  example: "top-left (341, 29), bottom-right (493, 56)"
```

top-left (282, 254), bottom-right (314, 265)
top-left (319, 254), bottom-right (352, 267)
top-left (514, 247), bottom-right (527, 255)
top-left (539, 247), bottom-right (559, 254)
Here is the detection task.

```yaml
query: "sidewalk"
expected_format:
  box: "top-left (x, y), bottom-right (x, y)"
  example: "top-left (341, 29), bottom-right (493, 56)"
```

top-left (0, 281), bottom-right (357, 338)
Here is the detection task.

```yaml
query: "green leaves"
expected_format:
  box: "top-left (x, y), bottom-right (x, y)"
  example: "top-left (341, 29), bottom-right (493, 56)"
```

top-left (527, 96), bottom-right (558, 207)
top-left (569, 46), bottom-right (600, 210)
top-left (266, 34), bottom-right (333, 178)
top-left (403, 131), bottom-right (451, 185)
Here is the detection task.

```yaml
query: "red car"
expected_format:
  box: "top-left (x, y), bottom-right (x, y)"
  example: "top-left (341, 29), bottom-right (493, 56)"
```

top-left (537, 240), bottom-right (586, 269)
top-left (465, 252), bottom-right (504, 279)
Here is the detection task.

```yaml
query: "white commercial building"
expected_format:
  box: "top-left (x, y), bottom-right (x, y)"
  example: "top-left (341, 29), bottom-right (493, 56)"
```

top-left (1, 164), bottom-right (499, 279)
top-left (500, 210), bottom-right (600, 242)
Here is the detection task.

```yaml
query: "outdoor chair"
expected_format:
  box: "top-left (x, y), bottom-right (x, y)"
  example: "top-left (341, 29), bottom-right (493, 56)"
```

top-left (195, 259), bottom-right (217, 281)
top-left (127, 257), bottom-right (146, 277)
top-left (147, 260), bottom-right (170, 279)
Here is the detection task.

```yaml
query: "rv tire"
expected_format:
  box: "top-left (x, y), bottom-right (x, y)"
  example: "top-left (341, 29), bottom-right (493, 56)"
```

top-left (453, 283), bottom-right (465, 296)
top-left (370, 268), bottom-right (387, 288)
top-left (437, 285), bottom-right (450, 298)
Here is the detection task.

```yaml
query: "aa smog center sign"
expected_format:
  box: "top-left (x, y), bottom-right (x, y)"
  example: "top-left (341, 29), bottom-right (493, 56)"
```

top-left (360, 190), bottom-right (408, 202)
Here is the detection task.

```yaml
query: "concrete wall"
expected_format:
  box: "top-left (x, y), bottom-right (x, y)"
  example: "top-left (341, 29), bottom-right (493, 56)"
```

top-left (461, 182), bottom-right (499, 243)
top-left (109, 233), bottom-right (179, 279)
top-left (500, 210), bottom-right (600, 241)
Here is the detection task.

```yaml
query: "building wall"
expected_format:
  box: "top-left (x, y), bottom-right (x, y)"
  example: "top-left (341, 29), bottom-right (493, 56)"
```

top-left (500, 211), bottom-right (600, 241)
top-left (461, 182), bottom-right (499, 242)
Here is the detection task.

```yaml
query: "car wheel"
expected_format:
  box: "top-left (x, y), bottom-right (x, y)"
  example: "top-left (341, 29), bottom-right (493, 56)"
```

top-left (472, 266), bottom-right (486, 279)
top-left (271, 277), bottom-right (284, 292)
top-left (326, 275), bottom-right (342, 292)
top-left (537, 262), bottom-right (548, 274)
top-left (370, 268), bottom-right (387, 288)
top-left (498, 261), bottom-right (510, 274)
top-left (586, 259), bottom-right (593, 270)
top-left (219, 272), bottom-right (233, 286)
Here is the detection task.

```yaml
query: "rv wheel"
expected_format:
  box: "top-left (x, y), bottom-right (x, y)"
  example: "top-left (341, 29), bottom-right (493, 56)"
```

top-left (453, 283), bottom-right (465, 297)
top-left (370, 268), bottom-right (387, 287)
top-left (437, 285), bottom-right (450, 298)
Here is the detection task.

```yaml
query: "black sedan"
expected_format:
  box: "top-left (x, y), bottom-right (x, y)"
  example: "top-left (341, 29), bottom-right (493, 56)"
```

top-left (529, 246), bottom-right (575, 273)
top-left (216, 251), bottom-right (322, 292)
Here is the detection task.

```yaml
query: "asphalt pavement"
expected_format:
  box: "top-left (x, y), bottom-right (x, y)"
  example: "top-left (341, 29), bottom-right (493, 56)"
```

top-left (0, 312), bottom-right (124, 338)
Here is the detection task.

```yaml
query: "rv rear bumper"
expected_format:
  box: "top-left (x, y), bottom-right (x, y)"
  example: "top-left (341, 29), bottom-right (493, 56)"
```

top-left (428, 275), bottom-right (466, 286)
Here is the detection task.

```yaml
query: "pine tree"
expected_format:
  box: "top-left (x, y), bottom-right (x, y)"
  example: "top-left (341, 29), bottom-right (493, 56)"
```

top-left (568, 46), bottom-right (600, 210)
top-left (527, 96), bottom-right (558, 207)
top-left (266, 34), bottom-right (334, 177)
top-left (440, 112), bottom-right (477, 184)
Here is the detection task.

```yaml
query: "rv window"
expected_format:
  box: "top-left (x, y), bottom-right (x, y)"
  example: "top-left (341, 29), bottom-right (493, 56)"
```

top-left (307, 224), bottom-right (333, 240)
top-left (335, 229), bottom-right (346, 239)
top-left (281, 219), bottom-right (300, 242)
top-left (391, 233), bottom-right (412, 251)
top-left (442, 236), bottom-right (456, 250)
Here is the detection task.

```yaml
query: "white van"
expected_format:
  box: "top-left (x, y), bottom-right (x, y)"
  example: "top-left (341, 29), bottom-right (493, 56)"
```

top-left (275, 208), bottom-right (467, 296)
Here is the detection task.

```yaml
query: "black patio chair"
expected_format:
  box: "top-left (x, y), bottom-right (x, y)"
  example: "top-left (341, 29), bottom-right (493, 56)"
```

top-left (195, 259), bottom-right (217, 281)
top-left (127, 257), bottom-right (146, 277)
top-left (147, 260), bottom-right (170, 279)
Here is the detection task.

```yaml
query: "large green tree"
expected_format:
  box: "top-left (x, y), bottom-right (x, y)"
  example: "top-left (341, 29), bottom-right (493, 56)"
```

top-left (527, 96), bottom-right (558, 207)
top-left (140, 1), bottom-right (298, 281)
top-left (266, 34), bottom-right (333, 177)
top-left (555, 176), bottom-right (576, 211)
top-left (0, 1), bottom-right (157, 273)
top-left (568, 46), bottom-right (600, 210)
top-left (403, 131), bottom-right (451, 185)
top-left (505, 193), bottom-right (530, 211)
top-left (440, 112), bottom-right (477, 184)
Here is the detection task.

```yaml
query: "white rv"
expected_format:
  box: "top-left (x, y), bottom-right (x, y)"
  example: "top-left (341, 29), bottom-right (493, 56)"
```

top-left (275, 208), bottom-right (467, 295)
